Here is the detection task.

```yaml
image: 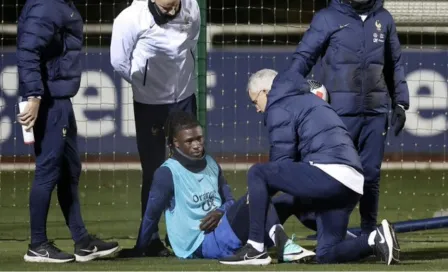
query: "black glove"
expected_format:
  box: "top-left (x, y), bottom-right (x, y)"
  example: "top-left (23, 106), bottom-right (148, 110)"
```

top-left (391, 105), bottom-right (406, 136)
top-left (199, 209), bottom-right (224, 233)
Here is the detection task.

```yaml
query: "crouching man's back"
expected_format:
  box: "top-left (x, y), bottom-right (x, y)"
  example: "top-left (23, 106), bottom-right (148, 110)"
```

top-left (264, 69), bottom-right (363, 194)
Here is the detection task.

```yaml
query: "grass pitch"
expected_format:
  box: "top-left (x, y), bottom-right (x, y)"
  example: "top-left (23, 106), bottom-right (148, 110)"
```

top-left (1, 169), bottom-right (448, 270)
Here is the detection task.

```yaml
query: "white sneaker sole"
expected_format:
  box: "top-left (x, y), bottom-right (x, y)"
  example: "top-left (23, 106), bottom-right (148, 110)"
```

top-left (220, 256), bottom-right (272, 266)
top-left (75, 246), bottom-right (119, 262)
top-left (381, 220), bottom-right (394, 265)
top-left (283, 248), bottom-right (316, 263)
top-left (24, 254), bottom-right (74, 263)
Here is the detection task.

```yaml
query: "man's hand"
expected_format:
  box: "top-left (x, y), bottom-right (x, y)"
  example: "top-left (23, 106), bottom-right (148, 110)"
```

top-left (17, 97), bottom-right (41, 131)
top-left (199, 209), bottom-right (224, 233)
top-left (391, 105), bottom-right (406, 136)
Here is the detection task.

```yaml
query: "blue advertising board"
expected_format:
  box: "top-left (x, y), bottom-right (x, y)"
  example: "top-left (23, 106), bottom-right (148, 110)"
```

top-left (1, 49), bottom-right (448, 156)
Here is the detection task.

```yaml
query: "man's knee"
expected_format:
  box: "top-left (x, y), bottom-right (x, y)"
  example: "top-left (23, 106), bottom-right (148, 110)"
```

top-left (34, 150), bottom-right (62, 188)
top-left (315, 249), bottom-right (339, 264)
top-left (247, 163), bottom-right (265, 183)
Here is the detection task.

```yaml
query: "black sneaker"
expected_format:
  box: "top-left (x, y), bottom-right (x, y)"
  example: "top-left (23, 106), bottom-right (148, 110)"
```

top-left (24, 241), bottom-right (74, 263)
top-left (219, 244), bottom-right (272, 265)
top-left (117, 247), bottom-right (147, 258)
top-left (74, 235), bottom-right (119, 262)
top-left (374, 220), bottom-right (400, 265)
top-left (144, 238), bottom-right (172, 257)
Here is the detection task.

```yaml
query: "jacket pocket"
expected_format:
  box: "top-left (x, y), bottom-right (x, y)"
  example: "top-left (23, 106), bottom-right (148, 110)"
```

top-left (46, 51), bottom-right (81, 80)
top-left (45, 58), bottom-right (60, 80)
top-left (57, 51), bottom-right (82, 79)
top-left (142, 59), bottom-right (149, 86)
top-left (328, 91), bottom-right (363, 115)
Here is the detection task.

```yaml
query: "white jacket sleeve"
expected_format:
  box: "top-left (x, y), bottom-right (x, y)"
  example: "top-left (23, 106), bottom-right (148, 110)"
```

top-left (110, 8), bottom-right (139, 83)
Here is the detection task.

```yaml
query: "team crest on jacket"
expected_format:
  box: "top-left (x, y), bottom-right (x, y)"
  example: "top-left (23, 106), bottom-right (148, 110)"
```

top-left (373, 20), bottom-right (384, 43)
top-left (375, 20), bottom-right (382, 32)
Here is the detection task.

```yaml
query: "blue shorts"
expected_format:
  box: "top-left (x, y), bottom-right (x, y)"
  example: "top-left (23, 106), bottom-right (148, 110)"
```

top-left (198, 213), bottom-right (242, 259)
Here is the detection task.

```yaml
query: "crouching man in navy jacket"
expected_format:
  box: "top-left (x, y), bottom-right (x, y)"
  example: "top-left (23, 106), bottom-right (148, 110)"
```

top-left (219, 69), bottom-right (400, 265)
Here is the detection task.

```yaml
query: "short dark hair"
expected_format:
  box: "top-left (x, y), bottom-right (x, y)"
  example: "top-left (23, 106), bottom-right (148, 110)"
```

top-left (164, 111), bottom-right (201, 147)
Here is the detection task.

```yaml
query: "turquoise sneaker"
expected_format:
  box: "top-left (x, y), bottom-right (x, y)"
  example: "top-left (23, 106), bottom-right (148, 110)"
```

top-left (275, 226), bottom-right (315, 263)
top-left (282, 237), bottom-right (316, 263)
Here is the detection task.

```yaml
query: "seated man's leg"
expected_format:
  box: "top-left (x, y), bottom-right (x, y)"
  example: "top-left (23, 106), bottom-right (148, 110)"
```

top-left (202, 195), bottom-right (314, 262)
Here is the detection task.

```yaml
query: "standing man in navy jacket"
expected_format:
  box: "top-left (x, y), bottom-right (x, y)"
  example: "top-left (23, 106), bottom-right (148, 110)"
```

top-left (220, 69), bottom-right (400, 265)
top-left (17, 0), bottom-right (118, 263)
top-left (285, 0), bottom-right (409, 235)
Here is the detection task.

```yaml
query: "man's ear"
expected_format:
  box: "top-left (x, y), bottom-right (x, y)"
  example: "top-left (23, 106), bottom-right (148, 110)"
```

top-left (173, 137), bottom-right (180, 148)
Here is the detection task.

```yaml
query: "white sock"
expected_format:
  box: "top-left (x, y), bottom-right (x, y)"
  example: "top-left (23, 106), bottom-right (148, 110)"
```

top-left (269, 224), bottom-right (283, 245)
top-left (151, 232), bottom-right (160, 241)
top-left (368, 230), bottom-right (377, 246)
top-left (248, 240), bottom-right (264, 252)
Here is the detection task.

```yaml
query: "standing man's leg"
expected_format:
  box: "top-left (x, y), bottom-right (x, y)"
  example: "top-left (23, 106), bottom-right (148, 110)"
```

top-left (358, 114), bottom-right (388, 234)
top-left (53, 100), bottom-right (118, 262)
top-left (134, 101), bottom-right (169, 254)
top-left (134, 101), bottom-right (168, 218)
top-left (56, 101), bottom-right (87, 243)
top-left (25, 100), bottom-right (76, 263)
top-left (133, 94), bottom-right (196, 254)
top-left (169, 94), bottom-right (197, 117)
top-left (135, 94), bottom-right (197, 217)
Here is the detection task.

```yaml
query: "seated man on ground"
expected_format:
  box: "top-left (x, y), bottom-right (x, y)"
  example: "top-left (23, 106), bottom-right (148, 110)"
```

top-left (220, 69), bottom-right (400, 265)
top-left (118, 111), bottom-right (315, 263)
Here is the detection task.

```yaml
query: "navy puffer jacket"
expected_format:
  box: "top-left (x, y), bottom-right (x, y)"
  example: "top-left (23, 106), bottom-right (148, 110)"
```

top-left (288, 0), bottom-right (409, 115)
top-left (265, 70), bottom-right (363, 174)
top-left (17, 0), bottom-right (83, 98)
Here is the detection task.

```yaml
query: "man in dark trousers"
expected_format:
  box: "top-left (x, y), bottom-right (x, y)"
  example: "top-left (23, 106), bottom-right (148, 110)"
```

top-left (110, 0), bottom-right (200, 255)
top-left (17, 0), bottom-right (118, 263)
top-left (220, 69), bottom-right (400, 265)
top-left (282, 0), bottom-right (410, 235)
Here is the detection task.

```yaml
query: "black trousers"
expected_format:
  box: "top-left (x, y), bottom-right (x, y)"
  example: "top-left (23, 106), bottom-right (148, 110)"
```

top-left (134, 94), bottom-right (197, 219)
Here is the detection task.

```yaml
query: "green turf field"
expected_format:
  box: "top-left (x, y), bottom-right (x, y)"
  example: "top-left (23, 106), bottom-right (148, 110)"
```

top-left (1, 169), bottom-right (448, 270)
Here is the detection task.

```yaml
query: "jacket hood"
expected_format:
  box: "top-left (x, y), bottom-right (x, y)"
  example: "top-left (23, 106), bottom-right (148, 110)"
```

top-left (266, 70), bottom-right (311, 110)
top-left (330, 0), bottom-right (383, 16)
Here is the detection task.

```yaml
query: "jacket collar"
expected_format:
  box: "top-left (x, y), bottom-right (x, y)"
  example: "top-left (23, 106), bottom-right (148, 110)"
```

top-left (171, 148), bottom-right (207, 173)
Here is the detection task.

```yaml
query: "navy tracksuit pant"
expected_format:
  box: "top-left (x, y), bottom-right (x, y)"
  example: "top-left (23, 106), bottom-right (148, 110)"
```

top-left (30, 98), bottom-right (87, 246)
top-left (247, 162), bottom-right (374, 264)
top-left (273, 114), bottom-right (388, 235)
top-left (134, 94), bottom-right (197, 218)
top-left (341, 114), bottom-right (388, 234)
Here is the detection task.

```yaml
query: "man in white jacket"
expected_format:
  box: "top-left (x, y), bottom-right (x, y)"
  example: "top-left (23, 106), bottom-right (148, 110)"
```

top-left (110, 0), bottom-right (200, 256)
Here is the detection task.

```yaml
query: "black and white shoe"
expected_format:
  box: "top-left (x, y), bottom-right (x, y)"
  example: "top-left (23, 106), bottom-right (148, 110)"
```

top-left (24, 241), bottom-right (75, 263)
top-left (219, 244), bottom-right (272, 265)
top-left (144, 238), bottom-right (172, 257)
top-left (374, 220), bottom-right (400, 265)
top-left (74, 235), bottom-right (119, 262)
